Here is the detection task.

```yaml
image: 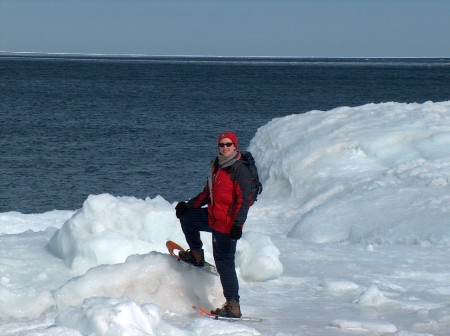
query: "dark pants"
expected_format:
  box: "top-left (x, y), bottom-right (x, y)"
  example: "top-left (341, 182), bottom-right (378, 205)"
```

top-left (180, 208), bottom-right (240, 302)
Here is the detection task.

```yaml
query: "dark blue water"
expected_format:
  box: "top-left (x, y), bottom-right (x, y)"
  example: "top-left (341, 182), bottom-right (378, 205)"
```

top-left (1, 55), bottom-right (450, 213)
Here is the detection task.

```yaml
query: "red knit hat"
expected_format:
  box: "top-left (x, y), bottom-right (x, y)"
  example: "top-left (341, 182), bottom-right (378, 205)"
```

top-left (217, 131), bottom-right (238, 148)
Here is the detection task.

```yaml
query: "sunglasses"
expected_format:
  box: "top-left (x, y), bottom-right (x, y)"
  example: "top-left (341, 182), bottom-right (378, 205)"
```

top-left (218, 142), bottom-right (234, 148)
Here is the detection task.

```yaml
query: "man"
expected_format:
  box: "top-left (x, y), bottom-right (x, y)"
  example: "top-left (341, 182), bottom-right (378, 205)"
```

top-left (175, 131), bottom-right (253, 318)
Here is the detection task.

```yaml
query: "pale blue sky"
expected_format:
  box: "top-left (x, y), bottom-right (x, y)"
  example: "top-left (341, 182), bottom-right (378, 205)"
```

top-left (1, 0), bottom-right (449, 57)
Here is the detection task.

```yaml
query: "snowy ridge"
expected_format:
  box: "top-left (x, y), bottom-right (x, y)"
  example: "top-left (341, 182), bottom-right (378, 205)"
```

top-left (248, 101), bottom-right (450, 245)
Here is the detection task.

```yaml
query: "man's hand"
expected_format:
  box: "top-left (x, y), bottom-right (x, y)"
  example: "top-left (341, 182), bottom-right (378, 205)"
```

top-left (230, 225), bottom-right (242, 240)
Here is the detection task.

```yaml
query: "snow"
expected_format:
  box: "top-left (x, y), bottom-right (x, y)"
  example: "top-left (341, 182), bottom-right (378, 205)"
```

top-left (2, 101), bottom-right (450, 335)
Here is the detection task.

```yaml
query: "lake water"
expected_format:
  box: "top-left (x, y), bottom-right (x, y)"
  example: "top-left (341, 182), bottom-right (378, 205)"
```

top-left (1, 55), bottom-right (449, 213)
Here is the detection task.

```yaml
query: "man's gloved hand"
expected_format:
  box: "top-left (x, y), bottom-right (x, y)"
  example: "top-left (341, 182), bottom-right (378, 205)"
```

top-left (175, 202), bottom-right (189, 219)
top-left (230, 225), bottom-right (242, 240)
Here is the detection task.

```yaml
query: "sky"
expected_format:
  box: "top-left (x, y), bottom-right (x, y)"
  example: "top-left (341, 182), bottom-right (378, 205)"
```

top-left (1, 0), bottom-right (450, 57)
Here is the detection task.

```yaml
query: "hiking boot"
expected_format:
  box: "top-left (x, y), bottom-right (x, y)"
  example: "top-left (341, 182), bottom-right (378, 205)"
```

top-left (211, 299), bottom-right (241, 318)
top-left (178, 249), bottom-right (205, 267)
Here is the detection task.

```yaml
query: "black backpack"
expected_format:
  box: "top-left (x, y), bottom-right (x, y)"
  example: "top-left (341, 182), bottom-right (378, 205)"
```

top-left (230, 151), bottom-right (263, 205)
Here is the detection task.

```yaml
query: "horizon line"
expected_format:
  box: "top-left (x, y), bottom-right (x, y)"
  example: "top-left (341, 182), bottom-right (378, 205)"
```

top-left (1, 51), bottom-right (449, 60)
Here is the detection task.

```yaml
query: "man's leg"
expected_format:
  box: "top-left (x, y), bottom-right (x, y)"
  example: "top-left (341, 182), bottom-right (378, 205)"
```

top-left (212, 230), bottom-right (239, 302)
top-left (179, 208), bottom-right (210, 250)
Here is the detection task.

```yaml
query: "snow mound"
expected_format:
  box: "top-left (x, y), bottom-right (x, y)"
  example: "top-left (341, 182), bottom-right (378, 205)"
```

top-left (48, 194), bottom-right (178, 272)
top-left (237, 231), bottom-right (283, 281)
top-left (53, 253), bottom-right (222, 315)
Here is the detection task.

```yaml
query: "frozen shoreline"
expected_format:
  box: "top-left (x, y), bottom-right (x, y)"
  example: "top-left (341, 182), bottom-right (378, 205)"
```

top-left (2, 101), bottom-right (450, 335)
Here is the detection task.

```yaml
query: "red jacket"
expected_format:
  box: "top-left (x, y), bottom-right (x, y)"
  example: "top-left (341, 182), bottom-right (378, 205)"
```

top-left (188, 152), bottom-right (253, 234)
